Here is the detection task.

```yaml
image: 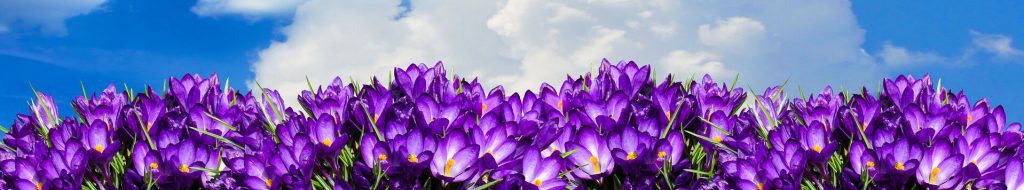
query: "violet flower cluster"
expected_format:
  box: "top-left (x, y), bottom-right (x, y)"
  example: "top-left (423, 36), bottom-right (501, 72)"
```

top-left (1, 60), bottom-right (1022, 190)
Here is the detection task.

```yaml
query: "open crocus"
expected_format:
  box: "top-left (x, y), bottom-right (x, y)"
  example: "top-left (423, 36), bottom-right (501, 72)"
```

top-left (430, 130), bottom-right (480, 183)
top-left (916, 139), bottom-right (964, 189)
top-left (521, 147), bottom-right (566, 190)
top-left (565, 126), bottom-right (614, 180)
top-left (82, 121), bottom-right (121, 164)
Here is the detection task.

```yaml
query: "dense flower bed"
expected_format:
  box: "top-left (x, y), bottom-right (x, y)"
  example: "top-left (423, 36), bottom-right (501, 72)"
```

top-left (1, 60), bottom-right (1021, 189)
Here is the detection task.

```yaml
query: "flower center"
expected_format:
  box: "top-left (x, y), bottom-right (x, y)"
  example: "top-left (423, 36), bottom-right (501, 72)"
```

top-left (967, 115), bottom-right (973, 124)
top-left (865, 161), bottom-right (875, 168)
top-left (557, 101), bottom-right (563, 110)
top-left (265, 178), bottom-right (272, 187)
top-left (929, 167), bottom-right (940, 183)
top-left (95, 145), bottom-right (105, 153)
top-left (756, 182), bottom-right (763, 190)
top-left (149, 162), bottom-right (159, 170)
top-left (373, 113), bottom-right (381, 122)
top-left (487, 150), bottom-right (493, 155)
top-left (322, 139), bottom-right (333, 147)
top-left (36, 182), bottom-right (42, 190)
top-left (444, 158), bottom-right (456, 176)
top-left (378, 154), bottom-right (388, 161)
top-left (589, 156), bottom-right (601, 173)
top-left (146, 122), bottom-right (153, 131)
top-left (626, 151), bottom-right (638, 160)
top-left (895, 162), bottom-right (905, 171)
top-left (407, 154), bottom-right (419, 163)
top-left (481, 103), bottom-right (488, 113)
top-left (532, 179), bottom-right (543, 187)
top-left (812, 145), bottom-right (822, 153)
top-left (657, 151), bottom-right (667, 159)
top-left (179, 164), bottom-right (190, 173)
top-left (666, 111), bottom-right (672, 119)
top-left (713, 136), bottom-right (723, 143)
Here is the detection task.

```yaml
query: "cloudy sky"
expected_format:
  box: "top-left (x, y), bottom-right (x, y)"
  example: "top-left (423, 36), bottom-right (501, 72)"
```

top-left (1, 0), bottom-right (1022, 123)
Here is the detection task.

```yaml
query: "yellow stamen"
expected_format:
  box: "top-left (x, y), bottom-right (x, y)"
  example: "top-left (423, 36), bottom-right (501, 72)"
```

top-left (713, 136), bottom-right (723, 143)
top-left (373, 114), bottom-right (380, 122)
top-left (551, 147), bottom-right (558, 152)
top-left (322, 139), bottom-right (333, 147)
top-left (865, 161), bottom-right (875, 168)
top-left (179, 164), bottom-right (190, 173)
top-left (444, 159), bottom-right (455, 176)
top-left (95, 145), bottom-right (105, 153)
top-left (532, 179), bottom-right (543, 187)
top-left (626, 151), bottom-right (637, 160)
top-left (407, 154), bottom-right (419, 163)
top-left (972, 159), bottom-right (977, 165)
top-left (929, 167), bottom-right (940, 183)
top-left (378, 154), bottom-right (387, 161)
top-left (589, 156), bottom-right (601, 173)
top-left (149, 162), bottom-right (159, 170)
top-left (486, 150), bottom-right (493, 155)
top-left (146, 122), bottom-right (153, 131)
top-left (967, 115), bottom-right (973, 124)
top-left (895, 162), bottom-right (905, 171)
top-left (481, 103), bottom-right (488, 113)
top-left (265, 178), bottom-right (272, 187)
top-left (756, 182), bottom-right (763, 190)
top-left (557, 101), bottom-right (563, 110)
top-left (812, 145), bottom-right (822, 153)
top-left (666, 111), bottom-right (672, 119)
top-left (36, 182), bottom-right (42, 190)
top-left (657, 151), bottom-right (667, 159)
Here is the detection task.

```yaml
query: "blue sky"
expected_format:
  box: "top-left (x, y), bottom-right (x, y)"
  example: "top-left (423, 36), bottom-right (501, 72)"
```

top-left (0, 0), bottom-right (1022, 124)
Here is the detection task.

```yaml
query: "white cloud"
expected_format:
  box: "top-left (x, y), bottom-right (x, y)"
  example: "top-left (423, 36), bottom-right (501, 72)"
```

top-left (879, 42), bottom-right (944, 65)
top-left (192, 0), bottom-right (308, 18)
top-left (971, 31), bottom-right (1024, 58)
top-left (250, 0), bottom-right (882, 105)
top-left (0, 0), bottom-right (106, 35)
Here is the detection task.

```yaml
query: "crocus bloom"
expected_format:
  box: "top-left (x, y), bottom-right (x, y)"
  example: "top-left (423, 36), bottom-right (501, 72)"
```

top-left (83, 121), bottom-right (121, 164)
top-left (565, 127), bottom-right (614, 180)
top-left (430, 130), bottom-right (480, 182)
top-left (72, 84), bottom-right (129, 132)
top-left (161, 138), bottom-right (216, 188)
top-left (40, 139), bottom-right (87, 189)
top-left (915, 139), bottom-right (964, 189)
top-left (309, 114), bottom-right (348, 158)
top-left (521, 147), bottom-right (566, 190)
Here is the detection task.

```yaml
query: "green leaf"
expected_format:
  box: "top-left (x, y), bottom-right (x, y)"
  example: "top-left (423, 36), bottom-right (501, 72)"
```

top-left (472, 178), bottom-right (504, 190)
top-left (189, 127), bottom-right (243, 149)
top-left (189, 166), bottom-right (221, 174)
top-left (560, 148), bottom-right (579, 158)
top-left (682, 130), bottom-right (737, 154)
top-left (204, 112), bottom-right (238, 131)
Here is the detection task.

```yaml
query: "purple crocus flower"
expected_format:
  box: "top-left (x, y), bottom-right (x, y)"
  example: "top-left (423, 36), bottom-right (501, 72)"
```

top-left (129, 140), bottom-right (162, 184)
top-left (298, 77), bottom-right (355, 127)
top-left (126, 87), bottom-right (166, 138)
top-left (430, 130), bottom-right (480, 182)
top-left (472, 125), bottom-right (517, 170)
top-left (1005, 158), bottom-right (1024, 190)
top-left (168, 73), bottom-right (220, 108)
top-left (915, 139), bottom-right (964, 189)
top-left (309, 114), bottom-right (348, 158)
top-left (521, 147), bottom-right (566, 190)
top-left (652, 132), bottom-right (685, 170)
top-left (40, 138), bottom-right (88, 189)
top-left (82, 121), bottom-right (121, 164)
top-left (565, 126), bottom-right (614, 180)
top-left (233, 155), bottom-right (279, 190)
top-left (391, 128), bottom-right (436, 175)
top-left (608, 126), bottom-right (653, 174)
top-left (270, 133), bottom-right (316, 189)
top-left (161, 138), bottom-right (216, 188)
top-left (800, 121), bottom-right (837, 162)
top-left (878, 138), bottom-right (922, 181)
top-left (72, 84), bottom-right (129, 132)
top-left (29, 92), bottom-right (59, 130)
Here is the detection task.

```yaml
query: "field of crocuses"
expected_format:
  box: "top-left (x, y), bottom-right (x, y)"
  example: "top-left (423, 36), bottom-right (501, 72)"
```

top-left (2, 60), bottom-right (1022, 189)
